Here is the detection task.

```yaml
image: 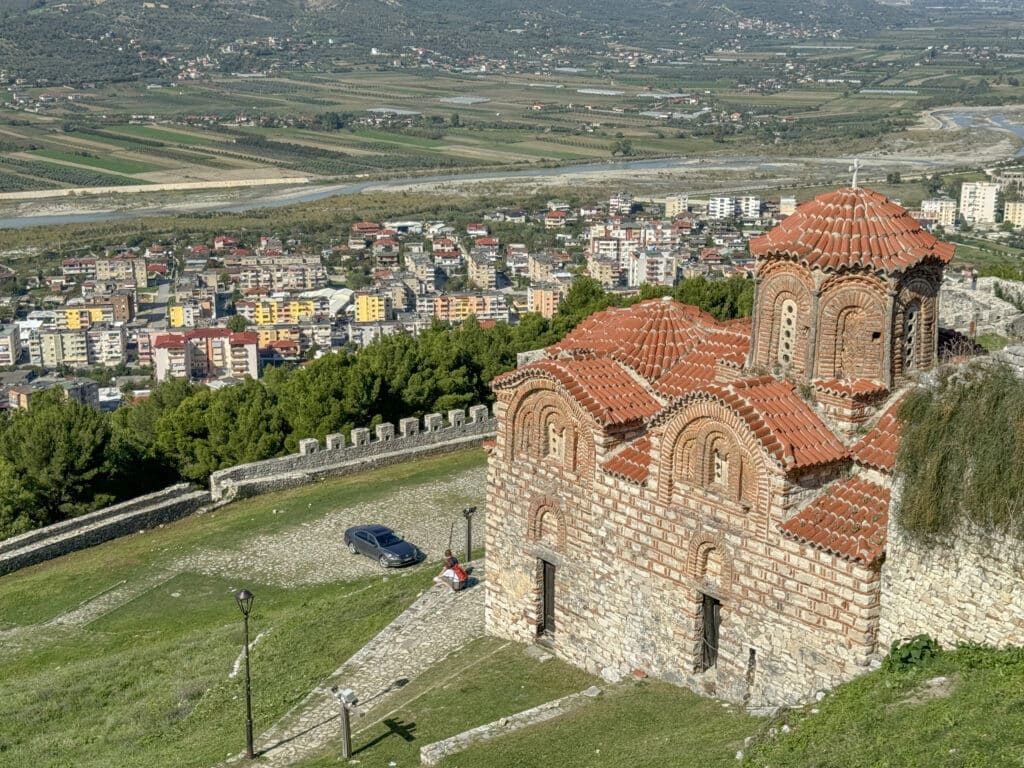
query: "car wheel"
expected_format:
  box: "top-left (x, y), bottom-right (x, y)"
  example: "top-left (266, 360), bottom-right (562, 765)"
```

top-left (379, 555), bottom-right (389, 567)
top-left (348, 541), bottom-right (359, 554)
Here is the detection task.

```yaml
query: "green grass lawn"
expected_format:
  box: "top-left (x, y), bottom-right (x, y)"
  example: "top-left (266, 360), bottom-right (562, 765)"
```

top-left (0, 449), bottom-right (487, 768)
top-left (28, 149), bottom-right (161, 174)
top-left (743, 646), bottom-right (1024, 767)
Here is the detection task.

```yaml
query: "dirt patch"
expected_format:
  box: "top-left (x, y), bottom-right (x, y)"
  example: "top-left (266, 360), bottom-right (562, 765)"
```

top-left (891, 674), bottom-right (958, 708)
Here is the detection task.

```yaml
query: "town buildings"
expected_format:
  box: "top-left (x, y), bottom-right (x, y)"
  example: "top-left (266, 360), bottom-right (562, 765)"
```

top-left (485, 185), bottom-right (952, 707)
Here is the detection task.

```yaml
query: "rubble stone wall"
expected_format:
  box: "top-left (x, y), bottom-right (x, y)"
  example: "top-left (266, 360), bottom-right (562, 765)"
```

top-left (880, 520), bottom-right (1024, 649)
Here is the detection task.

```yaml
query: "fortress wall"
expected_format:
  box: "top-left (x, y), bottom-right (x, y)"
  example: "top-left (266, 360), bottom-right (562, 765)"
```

top-left (880, 518), bottom-right (1024, 650)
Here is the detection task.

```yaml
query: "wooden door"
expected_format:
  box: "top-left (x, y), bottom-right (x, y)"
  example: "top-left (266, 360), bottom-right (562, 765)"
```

top-left (540, 560), bottom-right (556, 637)
top-left (701, 593), bottom-right (721, 671)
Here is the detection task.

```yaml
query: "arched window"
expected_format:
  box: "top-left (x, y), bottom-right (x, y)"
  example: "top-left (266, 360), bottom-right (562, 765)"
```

top-left (777, 299), bottom-right (798, 366)
top-left (712, 448), bottom-right (728, 488)
top-left (903, 301), bottom-right (920, 372)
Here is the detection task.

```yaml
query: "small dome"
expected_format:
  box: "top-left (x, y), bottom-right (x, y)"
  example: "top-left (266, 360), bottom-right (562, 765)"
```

top-left (750, 187), bottom-right (954, 273)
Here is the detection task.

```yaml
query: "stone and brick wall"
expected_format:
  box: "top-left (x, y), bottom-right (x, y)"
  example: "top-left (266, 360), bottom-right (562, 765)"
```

top-left (485, 394), bottom-right (880, 709)
top-left (880, 519), bottom-right (1024, 650)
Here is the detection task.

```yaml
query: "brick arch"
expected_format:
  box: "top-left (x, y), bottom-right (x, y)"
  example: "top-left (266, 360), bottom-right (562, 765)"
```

top-left (526, 494), bottom-right (568, 552)
top-left (815, 276), bottom-right (887, 381)
top-left (686, 533), bottom-right (734, 594)
top-left (503, 380), bottom-right (595, 478)
top-left (753, 262), bottom-right (814, 375)
top-left (655, 398), bottom-right (769, 513)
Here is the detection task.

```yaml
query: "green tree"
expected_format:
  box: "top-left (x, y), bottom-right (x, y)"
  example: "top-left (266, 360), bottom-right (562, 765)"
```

top-left (227, 314), bottom-right (249, 332)
top-left (0, 390), bottom-right (114, 523)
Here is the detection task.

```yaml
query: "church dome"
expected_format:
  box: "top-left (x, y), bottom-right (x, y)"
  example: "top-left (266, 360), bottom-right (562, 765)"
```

top-left (749, 187), bottom-right (955, 273)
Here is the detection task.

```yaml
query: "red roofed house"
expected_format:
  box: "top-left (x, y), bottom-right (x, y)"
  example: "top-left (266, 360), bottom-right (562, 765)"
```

top-left (153, 328), bottom-right (259, 382)
top-left (485, 186), bottom-right (952, 707)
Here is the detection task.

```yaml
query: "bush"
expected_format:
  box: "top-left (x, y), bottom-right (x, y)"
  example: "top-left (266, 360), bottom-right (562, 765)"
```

top-left (883, 634), bottom-right (940, 671)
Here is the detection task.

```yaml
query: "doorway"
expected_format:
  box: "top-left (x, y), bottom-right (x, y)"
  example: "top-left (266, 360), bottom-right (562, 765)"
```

top-left (700, 593), bottom-right (721, 671)
top-left (539, 559), bottom-right (555, 639)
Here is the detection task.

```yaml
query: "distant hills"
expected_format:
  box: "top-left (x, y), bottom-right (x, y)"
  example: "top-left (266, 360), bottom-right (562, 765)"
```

top-left (0, 0), bottom-right (909, 86)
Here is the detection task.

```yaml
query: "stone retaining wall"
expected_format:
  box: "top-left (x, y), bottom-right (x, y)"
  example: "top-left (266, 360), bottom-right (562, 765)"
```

top-left (0, 483), bottom-right (208, 576)
top-left (879, 519), bottom-right (1024, 650)
top-left (209, 406), bottom-right (495, 502)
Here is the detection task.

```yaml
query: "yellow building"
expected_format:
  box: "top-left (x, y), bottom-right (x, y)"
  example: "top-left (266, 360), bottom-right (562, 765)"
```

top-left (253, 299), bottom-right (316, 325)
top-left (355, 293), bottom-right (392, 323)
top-left (1005, 201), bottom-right (1024, 228)
top-left (59, 306), bottom-right (111, 330)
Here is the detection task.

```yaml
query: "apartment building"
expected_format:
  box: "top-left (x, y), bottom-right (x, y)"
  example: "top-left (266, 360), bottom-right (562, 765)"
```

top-left (433, 294), bottom-right (509, 323)
top-left (0, 324), bottom-right (20, 366)
top-left (354, 292), bottom-right (393, 323)
top-left (468, 250), bottom-right (498, 291)
top-left (920, 198), bottom-right (958, 228)
top-left (95, 255), bottom-right (148, 287)
top-left (528, 285), bottom-right (564, 319)
top-left (960, 181), bottom-right (1000, 224)
top-left (663, 193), bottom-right (689, 218)
top-left (1005, 201), bottom-right (1024, 228)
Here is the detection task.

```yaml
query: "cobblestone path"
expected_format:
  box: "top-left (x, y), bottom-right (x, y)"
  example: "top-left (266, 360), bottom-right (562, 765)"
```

top-left (246, 565), bottom-right (487, 767)
top-left (177, 468), bottom-right (486, 587)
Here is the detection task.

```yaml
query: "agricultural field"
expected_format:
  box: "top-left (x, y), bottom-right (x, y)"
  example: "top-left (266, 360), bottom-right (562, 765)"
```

top-left (2, 25), bottom-right (1021, 197)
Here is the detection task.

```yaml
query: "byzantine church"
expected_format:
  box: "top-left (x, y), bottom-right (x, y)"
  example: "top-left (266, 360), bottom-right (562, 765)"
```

top-left (484, 184), bottom-right (953, 706)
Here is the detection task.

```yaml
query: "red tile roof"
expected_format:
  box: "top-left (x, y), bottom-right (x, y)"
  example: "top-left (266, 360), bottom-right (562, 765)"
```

top-left (493, 356), bottom-right (661, 427)
top-left (750, 187), bottom-right (955, 273)
top-left (779, 475), bottom-right (889, 564)
top-left (671, 376), bottom-right (848, 471)
top-left (654, 321), bottom-right (751, 396)
top-left (547, 297), bottom-right (720, 381)
top-left (813, 378), bottom-right (890, 398)
top-left (602, 435), bottom-right (652, 485)
top-left (852, 397), bottom-right (904, 471)
top-left (154, 334), bottom-right (186, 349)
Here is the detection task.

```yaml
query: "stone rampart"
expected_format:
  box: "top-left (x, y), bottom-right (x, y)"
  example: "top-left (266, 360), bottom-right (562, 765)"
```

top-left (879, 519), bottom-right (1024, 650)
top-left (209, 405), bottom-right (496, 503)
top-left (0, 483), bottom-right (209, 576)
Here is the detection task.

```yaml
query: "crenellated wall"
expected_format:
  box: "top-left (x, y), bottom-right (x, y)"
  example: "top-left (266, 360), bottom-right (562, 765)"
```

top-left (209, 405), bottom-right (495, 502)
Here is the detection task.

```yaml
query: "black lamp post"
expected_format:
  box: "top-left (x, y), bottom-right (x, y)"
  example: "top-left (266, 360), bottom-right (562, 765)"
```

top-left (235, 588), bottom-right (255, 760)
top-left (462, 506), bottom-right (477, 565)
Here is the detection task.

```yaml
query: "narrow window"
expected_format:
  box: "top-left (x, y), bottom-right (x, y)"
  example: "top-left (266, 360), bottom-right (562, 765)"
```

top-left (777, 299), bottom-right (797, 366)
top-left (547, 421), bottom-right (564, 460)
top-left (903, 302), bottom-right (920, 372)
top-left (712, 449), bottom-right (728, 488)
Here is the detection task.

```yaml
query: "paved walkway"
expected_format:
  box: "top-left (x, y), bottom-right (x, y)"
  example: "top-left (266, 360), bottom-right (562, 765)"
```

top-left (245, 565), bottom-right (487, 767)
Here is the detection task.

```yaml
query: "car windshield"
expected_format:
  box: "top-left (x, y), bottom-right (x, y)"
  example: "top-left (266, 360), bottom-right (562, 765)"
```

top-left (376, 532), bottom-right (401, 547)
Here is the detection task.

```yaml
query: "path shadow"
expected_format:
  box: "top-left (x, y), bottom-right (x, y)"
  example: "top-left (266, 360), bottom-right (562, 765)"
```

top-left (353, 718), bottom-right (417, 754)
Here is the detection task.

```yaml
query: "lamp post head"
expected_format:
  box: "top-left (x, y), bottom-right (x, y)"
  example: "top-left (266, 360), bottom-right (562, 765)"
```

top-left (462, 506), bottom-right (477, 520)
top-left (332, 686), bottom-right (358, 707)
top-left (235, 589), bottom-right (255, 618)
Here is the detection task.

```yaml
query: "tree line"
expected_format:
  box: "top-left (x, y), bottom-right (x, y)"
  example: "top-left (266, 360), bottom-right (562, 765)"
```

top-left (0, 276), bottom-right (753, 540)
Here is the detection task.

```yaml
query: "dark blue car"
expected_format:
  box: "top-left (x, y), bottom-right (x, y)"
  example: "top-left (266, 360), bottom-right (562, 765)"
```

top-left (343, 524), bottom-right (422, 567)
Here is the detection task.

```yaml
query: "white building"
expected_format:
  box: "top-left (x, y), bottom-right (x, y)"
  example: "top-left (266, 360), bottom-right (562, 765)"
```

top-left (0, 324), bottom-right (20, 366)
top-left (779, 196), bottom-right (797, 217)
top-left (708, 196), bottom-right (736, 220)
top-left (609, 191), bottom-right (634, 215)
top-left (920, 199), bottom-right (958, 228)
top-left (960, 181), bottom-right (1000, 225)
top-left (738, 196), bottom-right (762, 220)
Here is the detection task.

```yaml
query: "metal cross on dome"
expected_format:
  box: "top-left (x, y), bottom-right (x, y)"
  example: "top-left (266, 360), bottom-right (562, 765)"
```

top-left (849, 158), bottom-right (863, 189)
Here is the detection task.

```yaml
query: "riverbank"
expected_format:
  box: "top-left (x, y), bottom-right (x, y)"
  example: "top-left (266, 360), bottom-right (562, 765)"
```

top-left (1, 107), bottom-right (1022, 228)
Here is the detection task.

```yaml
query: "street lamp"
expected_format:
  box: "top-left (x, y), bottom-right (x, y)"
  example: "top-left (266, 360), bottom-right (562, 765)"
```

top-left (332, 686), bottom-right (358, 758)
top-left (235, 588), bottom-right (255, 760)
top-left (462, 506), bottom-right (477, 565)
